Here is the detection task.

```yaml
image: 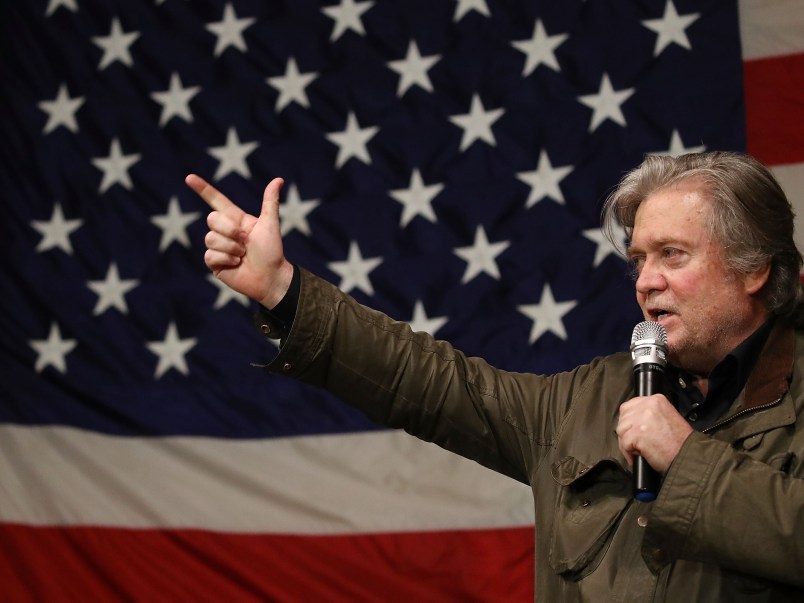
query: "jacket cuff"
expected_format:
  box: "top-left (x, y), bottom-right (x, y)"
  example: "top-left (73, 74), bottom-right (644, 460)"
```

top-left (252, 264), bottom-right (300, 340)
top-left (252, 268), bottom-right (342, 384)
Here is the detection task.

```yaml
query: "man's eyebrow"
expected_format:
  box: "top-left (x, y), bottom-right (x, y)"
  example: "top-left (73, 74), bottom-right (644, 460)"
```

top-left (625, 237), bottom-right (678, 260)
top-left (625, 244), bottom-right (642, 259)
top-left (627, 236), bottom-right (682, 253)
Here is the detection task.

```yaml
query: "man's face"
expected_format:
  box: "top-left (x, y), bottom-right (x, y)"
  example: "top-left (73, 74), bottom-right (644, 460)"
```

top-left (628, 179), bottom-right (767, 375)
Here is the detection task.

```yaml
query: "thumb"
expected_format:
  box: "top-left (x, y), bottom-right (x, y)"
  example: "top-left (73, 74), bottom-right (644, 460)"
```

top-left (260, 177), bottom-right (285, 224)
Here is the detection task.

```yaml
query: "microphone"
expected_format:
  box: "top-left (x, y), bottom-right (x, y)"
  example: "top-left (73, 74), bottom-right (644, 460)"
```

top-left (629, 321), bottom-right (668, 502)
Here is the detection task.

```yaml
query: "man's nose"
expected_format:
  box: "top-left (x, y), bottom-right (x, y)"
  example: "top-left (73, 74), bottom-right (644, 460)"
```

top-left (635, 259), bottom-right (666, 294)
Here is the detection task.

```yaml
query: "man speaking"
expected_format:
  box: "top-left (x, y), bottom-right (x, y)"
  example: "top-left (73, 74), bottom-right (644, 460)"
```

top-left (187, 151), bottom-right (804, 601)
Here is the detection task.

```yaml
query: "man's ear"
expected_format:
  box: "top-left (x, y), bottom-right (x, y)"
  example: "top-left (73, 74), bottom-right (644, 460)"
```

top-left (744, 261), bottom-right (771, 295)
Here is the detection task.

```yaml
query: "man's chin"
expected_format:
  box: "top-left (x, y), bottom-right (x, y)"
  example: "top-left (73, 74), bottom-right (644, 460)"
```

top-left (665, 333), bottom-right (683, 365)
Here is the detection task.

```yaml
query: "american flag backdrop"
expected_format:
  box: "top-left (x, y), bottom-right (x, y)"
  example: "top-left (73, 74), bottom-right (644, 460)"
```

top-left (1, 0), bottom-right (802, 601)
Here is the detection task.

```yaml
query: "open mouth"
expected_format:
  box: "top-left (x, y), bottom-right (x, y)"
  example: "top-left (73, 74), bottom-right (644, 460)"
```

top-left (648, 309), bottom-right (672, 321)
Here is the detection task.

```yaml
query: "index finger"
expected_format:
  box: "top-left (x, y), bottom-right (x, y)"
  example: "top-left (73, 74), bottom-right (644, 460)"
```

top-left (185, 174), bottom-right (237, 212)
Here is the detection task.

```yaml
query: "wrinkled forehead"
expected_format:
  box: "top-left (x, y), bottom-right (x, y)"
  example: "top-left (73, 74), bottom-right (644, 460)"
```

top-left (629, 182), bottom-right (718, 248)
top-left (639, 179), bottom-right (712, 218)
top-left (617, 177), bottom-right (710, 232)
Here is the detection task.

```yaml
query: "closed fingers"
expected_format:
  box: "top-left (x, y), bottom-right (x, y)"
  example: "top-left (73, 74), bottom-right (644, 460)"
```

top-left (205, 230), bottom-right (245, 256)
top-left (204, 248), bottom-right (242, 271)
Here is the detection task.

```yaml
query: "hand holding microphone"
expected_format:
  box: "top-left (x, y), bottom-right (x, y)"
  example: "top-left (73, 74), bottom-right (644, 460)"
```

top-left (618, 321), bottom-right (694, 501)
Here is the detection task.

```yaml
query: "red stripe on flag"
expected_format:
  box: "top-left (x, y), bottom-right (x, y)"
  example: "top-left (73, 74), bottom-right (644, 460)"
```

top-left (743, 52), bottom-right (804, 166)
top-left (0, 525), bottom-right (533, 602)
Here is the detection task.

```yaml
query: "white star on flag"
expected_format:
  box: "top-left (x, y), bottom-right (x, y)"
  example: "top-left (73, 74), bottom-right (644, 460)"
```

top-left (87, 263), bottom-right (139, 315)
top-left (583, 224), bottom-right (629, 268)
top-left (267, 58), bottom-right (318, 112)
top-left (323, 0), bottom-right (374, 42)
top-left (327, 241), bottom-right (383, 296)
top-left (652, 129), bottom-right (706, 156)
top-left (30, 322), bottom-right (77, 374)
top-left (38, 84), bottom-right (85, 134)
top-left (454, 226), bottom-right (510, 283)
top-left (92, 17), bottom-right (140, 70)
top-left (407, 300), bottom-right (448, 336)
top-left (207, 274), bottom-right (250, 309)
top-left (150, 72), bottom-right (201, 126)
top-left (642, 0), bottom-right (700, 56)
top-left (454, 0), bottom-right (490, 21)
top-left (31, 202), bottom-right (83, 254)
top-left (326, 112), bottom-right (379, 168)
top-left (449, 94), bottom-right (504, 151)
top-left (45, 0), bottom-right (77, 16)
top-left (91, 138), bottom-right (141, 193)
top-left (150, 197), bottom-right (201, 251)
top-left (511, 20), bottom-right (568, 75)
top-left (577, 73), bottom-right (635, 132)
top-left (517, 150), bottom-right (574, 207)
top-left (388, 41), bottom-right (440, 96)
top-left (206, 3), bottom-right (255, 56)
top-left (208, 127), bottom-right (259, 180)
top-left (147, 322), bottom-right (198, 379)
top-left (279, 184), bottom-right (320, 237)
top-left (517, 284), bottom-right (577, 343)
top-left (389, 169), bottom-right (443, 227)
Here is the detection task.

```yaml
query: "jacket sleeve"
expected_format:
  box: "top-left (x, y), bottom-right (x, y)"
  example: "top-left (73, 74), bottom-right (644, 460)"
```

top-left (642, 429), bottom-right (804, 587)
top-left (259, 269), bottom-right (595, 484)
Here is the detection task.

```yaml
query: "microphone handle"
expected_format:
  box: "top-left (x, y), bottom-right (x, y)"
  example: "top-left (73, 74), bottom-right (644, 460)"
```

top-left (633, 364), bottom-right (663, 502)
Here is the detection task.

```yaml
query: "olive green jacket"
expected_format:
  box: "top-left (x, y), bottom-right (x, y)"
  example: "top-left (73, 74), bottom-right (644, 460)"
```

top-left (259, 269), bottom-right (804, 602)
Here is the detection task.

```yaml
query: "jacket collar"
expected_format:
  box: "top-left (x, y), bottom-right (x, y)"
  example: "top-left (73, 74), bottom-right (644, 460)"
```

top-left (705, 321), bottom-right (796, 437)
top-left (742, 320), bottom-right (794, 410)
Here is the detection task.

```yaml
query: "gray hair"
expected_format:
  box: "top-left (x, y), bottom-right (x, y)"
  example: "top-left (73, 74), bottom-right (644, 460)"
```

top-left (602, 151), bottom-right (804, 322)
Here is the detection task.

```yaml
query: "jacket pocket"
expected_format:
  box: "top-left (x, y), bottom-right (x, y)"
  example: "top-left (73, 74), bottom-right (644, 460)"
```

top-left (548, 456), bottom-right (632, 578)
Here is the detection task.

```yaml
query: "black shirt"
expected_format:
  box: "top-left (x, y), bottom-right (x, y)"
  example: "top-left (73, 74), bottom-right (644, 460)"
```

top-left (667, 319), bottom-right (774, 431)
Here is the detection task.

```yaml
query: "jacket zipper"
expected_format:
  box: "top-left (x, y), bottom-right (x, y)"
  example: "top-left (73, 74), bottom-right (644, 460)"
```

top-left (702, 395), bottom-right (784, 434)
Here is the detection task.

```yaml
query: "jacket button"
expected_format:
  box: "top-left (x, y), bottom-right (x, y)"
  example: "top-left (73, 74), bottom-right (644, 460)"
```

top-left (260, 324), bottom-right (272, 335)
top-left (651, 548), bottom-right (666, 563)
top-left (581, 499), bottom-right (591, 508)
top-left (281, 362), bottom-right (292, 371)
top-left (637, 515), bottom-right (648, 527)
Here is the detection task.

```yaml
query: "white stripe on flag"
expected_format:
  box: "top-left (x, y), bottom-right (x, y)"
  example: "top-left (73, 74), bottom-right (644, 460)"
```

top-left (739, 0), bottom-right (804, 59)
top-left (0, 424), bottom-right (533, 534)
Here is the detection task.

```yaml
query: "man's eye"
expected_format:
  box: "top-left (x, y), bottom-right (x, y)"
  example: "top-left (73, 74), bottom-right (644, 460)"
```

top-left (628, 257), bottom-right (644, 280)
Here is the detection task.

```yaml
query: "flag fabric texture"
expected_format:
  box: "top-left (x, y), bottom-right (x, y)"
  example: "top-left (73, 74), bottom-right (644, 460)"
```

top-left (0, 0), bottom-right (801, 601)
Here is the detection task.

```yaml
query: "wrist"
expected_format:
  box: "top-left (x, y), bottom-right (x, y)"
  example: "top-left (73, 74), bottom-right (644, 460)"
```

top-left (260, 260), bottom-right (295, 310)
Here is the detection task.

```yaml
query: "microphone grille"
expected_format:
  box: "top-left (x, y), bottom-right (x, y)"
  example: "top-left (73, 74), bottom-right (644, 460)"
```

top-left (631, 320), bottom-right (667, 346)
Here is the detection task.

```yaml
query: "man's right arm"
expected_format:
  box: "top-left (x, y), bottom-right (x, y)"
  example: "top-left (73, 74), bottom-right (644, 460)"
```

top-left (254, 267), bottom-right (589, 484)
